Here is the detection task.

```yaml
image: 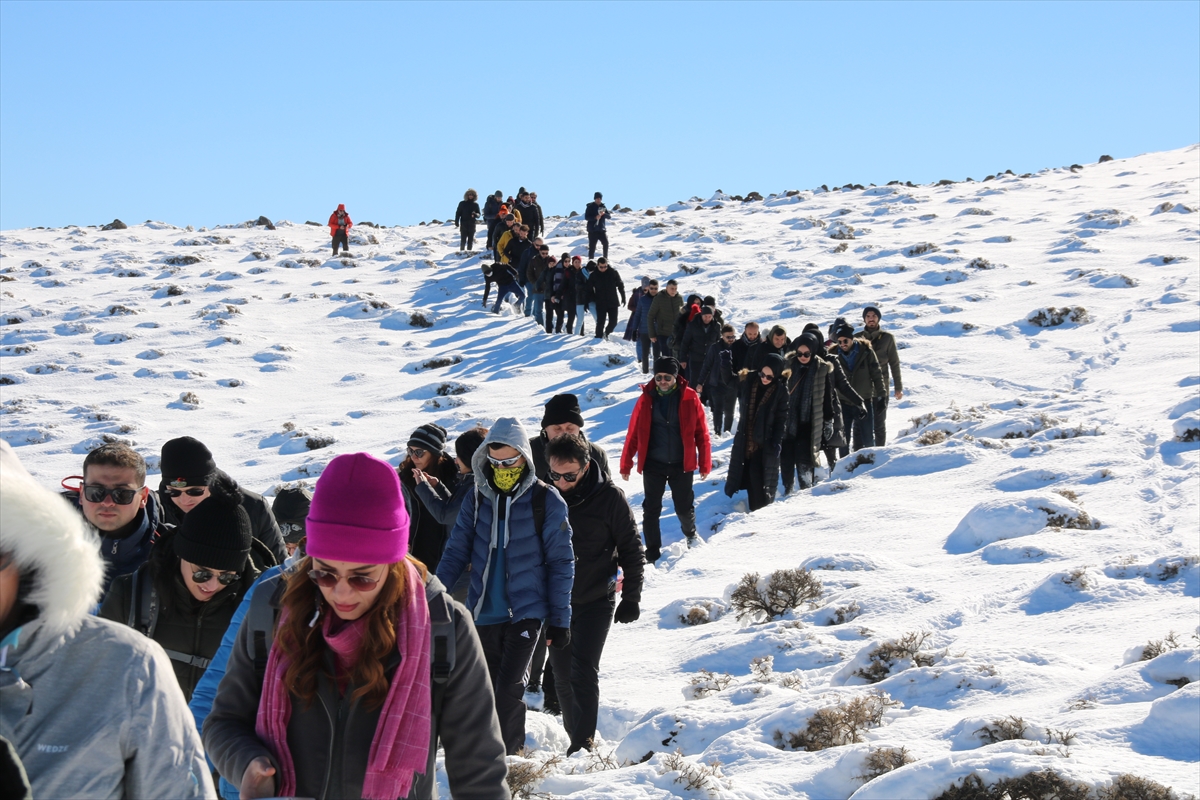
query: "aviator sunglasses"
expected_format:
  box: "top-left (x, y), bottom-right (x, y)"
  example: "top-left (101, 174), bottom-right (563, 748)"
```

top-left (82, 484), bottom-right (140, 505)
top-left (308, 568), bottom-right (382, 591)
top-left (486, 453), bottom-right (523, 467)
top-left (165, 487), bottom-right (208, 498)
top-left (547, 468), bottom-right (582, 483)
top-left (192, 569), bottom-right (240, 586)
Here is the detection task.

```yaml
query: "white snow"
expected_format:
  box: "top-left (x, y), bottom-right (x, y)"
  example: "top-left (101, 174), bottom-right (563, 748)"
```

top-left (2, 145), bottom-right (1198, 798)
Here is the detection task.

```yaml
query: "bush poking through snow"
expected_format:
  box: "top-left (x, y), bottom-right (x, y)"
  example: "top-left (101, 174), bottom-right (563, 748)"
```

top-left (917, 429), bottom-right (949, 446)
top-left (729, 568), bottom-right (823, 622)
top-left (680, 599), bottom-right (726, 625)
top-left (750, 655), bottom-right (774, 683)
top-left (1141, 631), bottom-right (1183, 661)
top-left (688, 669), bottom-right (734, 698)
top-left (408, 311), bottom-right (434, 328)
top-left (773, 691), bottom-right (899, 751)
top-left (1028, 306), bottom-right (1091, 327)
top-left (932, 771), bottom-right (1091, 800)
top-left (505, 751), bottom-right (563, 799)
top-left (976, 715), bottom-right (1028, 743)
top-left (1097, 774), bottom-right (1195, 800)
top-left (305, 435), bottom-right (335, 450)
top-left (1061, 568), bottom-right (1093, 590)
top-left (854, 631), bottom-right (935, 683)
top-left (829, 600), bottom-right (862, 625)
top-left (856, 746), bottom-right (915, 783)
top-left (657, 749), bottom-right (728, 797)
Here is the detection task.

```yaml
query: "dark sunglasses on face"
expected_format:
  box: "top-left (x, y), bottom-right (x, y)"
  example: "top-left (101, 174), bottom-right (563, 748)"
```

top-left (548, 468), bottom-right (582, 483)
top-left (165, 487), bottom-right (208, 498)
top-left (797, 350), bottom-right (812, 359)
top-left (760, 372), bottom-right (775, 382)
top-left (407, 447), bottom-right (427, 459)
top-left (654, 374), bottom-right (676, 383)
top-left (487, 453), bottom-right (523, 467)
top-left (838, 338), bottom-right (853, 345)
top-left (192, 569), bottom-right (240, 585)
top-left (309, 568), bottom-right (381, 591)
top-left (82, 484), bottom-right (139, 505)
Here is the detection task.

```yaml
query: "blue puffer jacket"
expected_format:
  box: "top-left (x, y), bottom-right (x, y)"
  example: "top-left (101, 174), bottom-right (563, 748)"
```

top-left (436, 418), bottom-right (574, 629)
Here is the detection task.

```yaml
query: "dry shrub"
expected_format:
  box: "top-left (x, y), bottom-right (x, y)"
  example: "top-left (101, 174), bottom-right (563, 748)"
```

top-left (1041, 507), bottom-right (1099, 530)
top-left (1158, 556), bottom-right (1198, 581)
top-left (933, 770), bottom-right (1091, 800)
top-left (829, 600), bottom-right (861, 626)
top-left (688, 669), bottom-right (734, 698)
top-left (1028, 306), bottom-right (1091, 327)
top-left (774, 691), bottom-right (899, 751)
top-left (681, 600), bottom-right (724, 626)
top-left (917, 429), bottom-right (949, 446)
top-left (1097, 774), bottom-right (1195, 800)
top-left (854, 631), bottom-right (934, 683)
top-left (409, 311), bottom-right (434, 328)
top-left (847, 452), bottom-right (875, 471)
top-left (857, 746), bottom-right (915, 783)
top-left (1053, 488), bottom-right (1079, 502)
top-left (658, 748), bottom-right (727, 796)
top-left (730, 568), bottom-right (823, 622)
top-left (976, 715), bottom-right (1028, 743)
top-left (1061, 568), bottom-right (1093, 590)
top-left (506, 751), bottom-right (563, 798)
top-left (1141, 631), bottom-right (1182, 661)
top-left (750, 655), bottom-right (774, 683)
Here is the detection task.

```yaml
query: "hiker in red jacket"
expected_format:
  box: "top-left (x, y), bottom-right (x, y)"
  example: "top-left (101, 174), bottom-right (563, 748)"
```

top-left (619, 356), bottom-right (712, 562)
top-left (328, 203), bottom-right (353, 256)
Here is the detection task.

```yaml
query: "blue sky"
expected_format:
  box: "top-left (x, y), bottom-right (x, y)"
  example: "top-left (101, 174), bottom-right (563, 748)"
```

top-left (1, 1), bottom-right (1197, 230)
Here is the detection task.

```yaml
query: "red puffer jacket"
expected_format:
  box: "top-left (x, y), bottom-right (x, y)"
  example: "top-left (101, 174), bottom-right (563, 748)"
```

top-left (620, 377), bottom-right (712, 475)
top-left (327, 205), bottom-right (352, 237)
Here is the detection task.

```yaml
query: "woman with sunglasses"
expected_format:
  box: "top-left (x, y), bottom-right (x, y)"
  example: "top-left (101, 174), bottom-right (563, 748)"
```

top-left (203, 452), bottom-right (509, 800)
top-left (724, 352), bottom-right (790, 511)
top-left (397, 424), bottom-right (459, 573)
top-left (100, 484), bottom-right (259, 701)
top-left (780, 332), bottom-right (837, 494)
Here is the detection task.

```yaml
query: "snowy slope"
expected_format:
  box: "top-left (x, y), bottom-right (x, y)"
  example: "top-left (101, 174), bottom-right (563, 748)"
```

top-left (2, 146), bottom-right (1198, 798)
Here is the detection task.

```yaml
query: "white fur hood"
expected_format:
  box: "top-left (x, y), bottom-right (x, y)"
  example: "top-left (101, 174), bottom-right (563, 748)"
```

top-left (0, 440), bottom-right (105, 638)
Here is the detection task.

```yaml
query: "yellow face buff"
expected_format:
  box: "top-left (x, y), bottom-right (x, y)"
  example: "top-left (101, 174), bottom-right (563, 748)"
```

top-left (492, 464), bottom-right (523, 492)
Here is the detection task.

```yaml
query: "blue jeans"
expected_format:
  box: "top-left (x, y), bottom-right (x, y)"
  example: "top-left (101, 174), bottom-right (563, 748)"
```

top-left (529, 293), bottom-right (545, 326)
top-left (575, 305), bottom-right (588, 335)
top-left (492, 283), bottom-right (526, 314)
top-left (839, 400), bottom-right (876, 458)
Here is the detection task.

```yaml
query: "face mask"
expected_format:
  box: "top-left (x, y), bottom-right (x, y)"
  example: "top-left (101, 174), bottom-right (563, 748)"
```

top-left (492, 464), bottom-right (523, 492)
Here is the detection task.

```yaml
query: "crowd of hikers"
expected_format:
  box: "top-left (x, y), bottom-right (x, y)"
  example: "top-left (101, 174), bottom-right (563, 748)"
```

top-left (0, 192), bottom-right (904, 800)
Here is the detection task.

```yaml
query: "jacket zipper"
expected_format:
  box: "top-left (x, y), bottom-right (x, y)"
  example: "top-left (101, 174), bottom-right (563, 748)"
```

top-left (317, 691), bottom-right (335, 800)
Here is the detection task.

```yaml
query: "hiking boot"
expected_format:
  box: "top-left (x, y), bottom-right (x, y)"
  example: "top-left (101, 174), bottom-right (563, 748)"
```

top-left (686, 534), bottom-right (701, 549)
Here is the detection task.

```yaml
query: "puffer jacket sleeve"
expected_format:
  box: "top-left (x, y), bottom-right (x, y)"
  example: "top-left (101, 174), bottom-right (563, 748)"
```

top-left (685, 388), bottom-right (713, 474)
top-left (540, 487), bottom-right (575, 629)
top-left (696, 341), bottom-right (719, 387)
top-left (415, 476), bottom-right (472, 527)
top-left (619, 394), bottom-right (648, 475)
top-left (245, 494), bottom-right (286, 565)
top-left (434, 491), bottom-right (476, 595)
top-left (829, 354), bottom-right (866, 410)
top-left (611, 488), bottom-right (644, 604)
top-left (437, 596), bottom-right (512, 799)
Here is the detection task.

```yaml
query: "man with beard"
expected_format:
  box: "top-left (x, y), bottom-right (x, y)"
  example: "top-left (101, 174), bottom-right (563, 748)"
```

top-left (859, 305), bottom-right (903, 445)
top-left (544, 434), bottom-right (643, 754)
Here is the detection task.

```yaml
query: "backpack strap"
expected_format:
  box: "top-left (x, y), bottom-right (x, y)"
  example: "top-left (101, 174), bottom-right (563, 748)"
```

top-left (531, 481), bottom-right (547, 540)
top-left (426, 578), bottom-right (456, 752)
top-left (130, 565), bottom-right (160, 638)
top-left (245, 574), bottom-right (287, 687)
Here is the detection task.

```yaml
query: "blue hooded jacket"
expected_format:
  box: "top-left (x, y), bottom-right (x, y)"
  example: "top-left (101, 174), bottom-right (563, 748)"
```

top-left (435, 418), bottom-right (574, 628)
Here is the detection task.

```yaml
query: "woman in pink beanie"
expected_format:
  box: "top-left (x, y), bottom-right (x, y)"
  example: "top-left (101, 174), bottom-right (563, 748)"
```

top-left (203, 452), bottom-right (511, 800)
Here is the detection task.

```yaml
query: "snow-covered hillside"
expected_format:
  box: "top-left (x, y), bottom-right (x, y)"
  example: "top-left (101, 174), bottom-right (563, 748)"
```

top-left (2, 146), bottom-right (1198, 798)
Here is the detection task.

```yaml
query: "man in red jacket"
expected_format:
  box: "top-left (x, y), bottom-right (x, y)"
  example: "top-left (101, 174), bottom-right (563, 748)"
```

top-left (328, 203), bottom-right (352, 256)
top-left (619, 356), bottom-right (712, 562)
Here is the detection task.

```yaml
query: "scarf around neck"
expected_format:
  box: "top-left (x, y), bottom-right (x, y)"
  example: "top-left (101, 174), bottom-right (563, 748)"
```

top-left (256, 560), bottom-right (432, 800)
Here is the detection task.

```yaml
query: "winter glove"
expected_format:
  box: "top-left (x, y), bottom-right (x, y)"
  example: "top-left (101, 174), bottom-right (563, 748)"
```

top-left (613, 599), bottom-right (640, 624)
top-left (822, 421), bottom-right (834, 443)
top-left (854, 405), bottom-right (868, 420)
top-left (547, 625), bottom-right (572, 650)
top-left (644, 548), bottom-right (661, 564)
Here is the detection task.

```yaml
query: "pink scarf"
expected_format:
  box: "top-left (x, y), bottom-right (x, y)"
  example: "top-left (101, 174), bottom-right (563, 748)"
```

top-left (256, 561), bottom-right (432, 800)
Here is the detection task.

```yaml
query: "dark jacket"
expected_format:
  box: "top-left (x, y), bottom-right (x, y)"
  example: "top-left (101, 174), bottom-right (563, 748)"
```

top-left (587, 266), bottom-right (626, 309)
top-left (585, 201), bottom-right (608, 232)
top-left (731, 333), bottom-right (762, 373)
top-left (861, 327), bottom-right (902, 394)
top-left (399, 454), bottom-right (460, 573)
top-left (560, 461), bottom-right (644, 606)
top-left (482, 195), bottom-right (502, 222)
top-left (833, 338), bottom-right (886, 402)
top-left (671, 301), bottom-right (702, 358)
top-left (818, 351), bottom-right (864, 449)
top-left (455, 199), bottom-right (480, 230)
top-left (679, 315), bottom-right (720, 368)
top-left (725, 369), bottom-right (790, 501)
top-left (99, 529), bottom-right (259, 702)
top-left (202, 573), bottom-right (510, 800)
top-left (531, 432), bottom-right (611, 484)
top-left (547, 261), bottom-right (573, 306)
top-left (647, 291), bottom-right (683, 340)
top-left (784, 355), bottom-right (833, 466)
top-left (619, 378), bottom-right (712, 476)
top-left (746, 338), bottom-right (790, 372)
top-left (65, 488), bottom-right (170, 599)
top-left (527, 254), bottom-right (554, 293)
top-left (158, 472), bottom-right (285, 567)
top-left (696, 339), bottom-right (736, 390)
top-left (511, 240), bottom-right (536, 286)
top-left (574, 264), bottom-right (592, 308)
top-left (627, 290), bottom-right (655, 338)
top-left (515, 201), bottom-right (541, 237)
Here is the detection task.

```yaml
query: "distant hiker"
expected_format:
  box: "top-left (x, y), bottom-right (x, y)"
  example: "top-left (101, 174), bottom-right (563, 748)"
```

top-left (859, 305), bottom-right (903, 445)
top-left (328, 203), bottom-right (352, 257)
top-left (529, 191), bottom-right (546, 238)
top-left (527, 243), bottom-right (554, 328)
top-left (455, 189), bottom-right (480, 252)
top-left (271, 486), bottom-right (311, 558)
top-left (695, 324), bottom-right (739, 436)
top-left (1, 441), bottom-right (215, 799)
top-left (546, 253), bottom-right (572, 333)
top-left (63, 442), bottom-right (169, 598)
top-left (671, 294), bottom-right (703, 360)
top-left (503, 223), bottom-right (532, 283)
top-left (725, 353), bottom-right (789, 511)
top-left (748, 325), bottom-right (790, 371)
top-left (648, 278), bottom-right (683, 362)
top-left (805, 322), bottom-right (864, 474)
top-left (203, 452), bottom-right (510, 800)
top-left (493, 211), bottom-right (516, 263)
top-left (619, 357), bottom-right (712, 562)
top-left (544, 434), bottom-right (643, 754)
top-left (832, 321), bottom-right (884, 456)
top-left (398, 424), bottom-right (459, 573)
top-left (435, 418), bottom-right (575, 755)
top-left (483, 190), bottom-right (504, 249)
top-left (516, 191), bottom-right (542, 240)
top-left (530, 393), bottom-right (612, 483)
top-left (585, 192), bottom-right (610, 259)
top-left (156, 437), bottom-right (286, 568)
top-left (679, 305), bottom-right (721, 386)
top-left (100, 484), bottom-right (260, 702)
top-left (732, 322), bottom-right (761, 372)
top-left (629, 278), bottom-right (659, 374)
top-left (574, 257), bottom-right (592, 335)
top-left (587, 257), bottom-right (626, 340)
top-left (781, 332), bottom-right (834, 493)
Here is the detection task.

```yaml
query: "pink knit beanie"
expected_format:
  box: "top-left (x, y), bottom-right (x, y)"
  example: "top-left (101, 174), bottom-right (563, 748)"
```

top-left (306, 453), bottom-right (410, 564)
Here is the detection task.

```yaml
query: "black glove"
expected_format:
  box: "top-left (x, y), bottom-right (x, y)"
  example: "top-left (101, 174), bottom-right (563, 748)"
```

top-left (823, 421), bottom-right (834, 442)
top-left (854, 405), bottom-right (868, 420)
top-left (614, 599), bottom-right (640, 624)
top-left (644, 548), bottom-right (661, 564)
top-left (546, 625), bottom-right (572, 650)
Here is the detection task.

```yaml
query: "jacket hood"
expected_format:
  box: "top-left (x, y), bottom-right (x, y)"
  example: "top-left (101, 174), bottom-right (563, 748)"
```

top-left (471, 417), bottom-right (537, 500)
top-left (0, 441), bottom-right (105, 638)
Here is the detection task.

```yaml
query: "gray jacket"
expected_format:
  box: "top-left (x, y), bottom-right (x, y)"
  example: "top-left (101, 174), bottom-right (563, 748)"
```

top-left (202, 573), bottom-right (510, 800)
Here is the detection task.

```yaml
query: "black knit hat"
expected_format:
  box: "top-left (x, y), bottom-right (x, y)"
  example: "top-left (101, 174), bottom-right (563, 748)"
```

top-left (828, 316), bottom-right (849, 341)
top-left (454, 428), bottom-right (487, 465)
top-left (160, 436), bottom-right (217, 489)
top-left (272, 486), bottom-right (312, 544)
top-left (761, 352), bottom-right (786, 376)
top-left (541, 394), bottom-right (585, 430)
top-left (407, 423), bottom-right (447, 453)
top-left (653, 357), bottom-right (680, 377)
top-left (795, 332), bottom-right (824, 358)
top-left (834, 321), bottom-right (856, 340)
top-left (701, 305), bottom-right (715, 317)
top-left (863, 305), bottom-right (882, 320)
top-left (174, 495), bottom-right (252, 572)
top-left (802, 322), bottom-right (822, 336)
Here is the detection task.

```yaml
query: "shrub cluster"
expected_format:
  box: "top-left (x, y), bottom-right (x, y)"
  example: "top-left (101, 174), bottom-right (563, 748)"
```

top-left (730, 568), bottom-right (823, 622)
top-left (854, 631), bottom-right (935, 683)
top-left (773, 691), bottom-right (899, 751)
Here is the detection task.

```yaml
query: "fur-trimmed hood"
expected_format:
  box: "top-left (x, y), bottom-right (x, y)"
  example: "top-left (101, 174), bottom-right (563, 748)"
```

top-left (0, 441), bottom-right (105, 638)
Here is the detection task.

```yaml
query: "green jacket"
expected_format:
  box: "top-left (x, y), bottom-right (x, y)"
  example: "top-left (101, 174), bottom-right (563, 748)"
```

top-left (833, 339), bottom-right (885, 402)
top-left (647, 291), bottom-right (683, 340)
top-left (861, 327), bottom-right (902, 393)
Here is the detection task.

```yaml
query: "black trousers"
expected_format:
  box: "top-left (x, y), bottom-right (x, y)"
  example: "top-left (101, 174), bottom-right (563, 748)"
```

top-left (588, 229), bottom-right (609, 258)
top-left (563, 304), bottom-right (577, 336)
top-left (459, 221), bottom-right (476, 251)
top-left (477, 617), bottom-right (542, 755)
top-left (873, 395), bottom-right (889, 446)
top-left (547, 595), bottom-right (615, 753)
top-left (839, 401), bottom-right (876, 458)
top-left (780, 426), bottom-right (814, 493)
top-left (641, 467), bottom-right (696, 561)
top-left (595, 304), bottom-right (619, 339)
top-left (546, 298), bottom-right (565, 332)
top-left (331, 229), bottom-right (349, 254)
top-left (745, 449), bottom-right (770, 511)
top-left (708, 384), bottom-right (737, 434)
top-left (485, 218), bottom-right (499, 249)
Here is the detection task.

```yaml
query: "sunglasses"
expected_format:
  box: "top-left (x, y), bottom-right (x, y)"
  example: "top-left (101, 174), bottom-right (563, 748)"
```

top-left (723, 335), bottom-right (736, 341)
top-left (654, 374), bottom-right (676, 383)
top-left (165, 487), bottom-right (208, 498)
top-left (547, 469), bottom-right (582, 483)
top-left (82, 484), bottom-right (140, 505)
top-left (309, 568), bottom-right (381, 592)
top-left (487, 453), bottom-right (523, 467)
top-left (797, 350), bottom-right (812, 359)
top-left (760, 372), bottom-right (776, 382)
top-left (407, 447), bottom-right (428, 459)
top-left (192, 568), bottom-right (240, 586)
top-left (837, 338), bottom-right (853, 345)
